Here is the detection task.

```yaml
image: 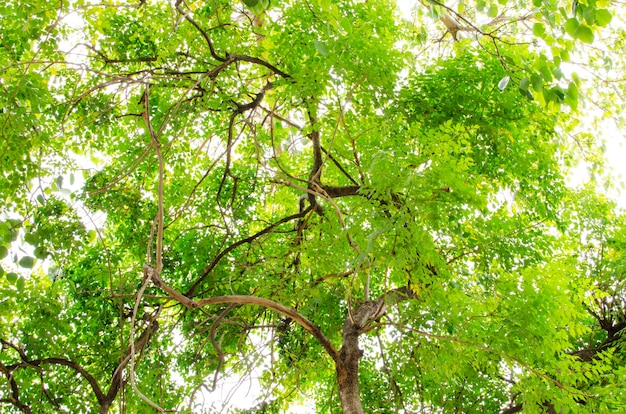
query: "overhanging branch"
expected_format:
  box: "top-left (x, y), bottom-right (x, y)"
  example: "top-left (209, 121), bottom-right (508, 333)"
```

top-left (150, 271), bottom-right (339, 362)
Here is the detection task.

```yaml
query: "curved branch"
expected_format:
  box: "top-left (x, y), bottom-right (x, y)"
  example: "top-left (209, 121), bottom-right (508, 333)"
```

top-left (186, 206), bottom-right (313, 297)
top-left (227, 54), bottom-right (290, 79)
top-left (196, 295), bottom-right (339, 362)
top-left (209, 304), bottom-right (237, 391)
top-left (38, 358), bottom-right (106, 405)
top-left (175, 0), bottom-right (226, 62)
top-left (151, 270), bottom-right (339, 362)
top-left (1, 339), bottom-right (107, 407)
top-left (0, 360), bottom-right (32, 414)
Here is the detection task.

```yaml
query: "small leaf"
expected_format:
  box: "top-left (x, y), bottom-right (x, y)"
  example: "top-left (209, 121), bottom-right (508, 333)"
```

top-left (314, 40), bottom-right (329, 56)
top-left (595, 9), bottom-right (612, 26)
top-left (531, 73), bottom-right (543, 91)
top-left (487, 4), bottom-right (498, 18)
top-left (87, 229), bottom-right (97, 244)
top-left (519, 87), bottom-right (534, 100)
top-left (242, 0), bottom-right (259, 7)
top-left (519, 77), bottom-right (530, 91)
top-left (16, 277), bottom-right (25, 291)
top-left (24, 232), bottom-right (39, 246)
top-left (583, 7), bottom-right (596, 25)
top-left (566, 82), bottom-right (579, 109)
top-left (19, 256), bottom-right (35, 269)
top-left (567, 82), bottom-right (578, 100)
top-left (539, 64), bottom-right (553, 82)
top-left (532, 23), bottom-right (545, 37)
top-left (339, 17), bottom-right (352, 35)
top-left (34, 246), bottom-right (48, 259)
top-left (0, 245), bottom-right (7, 259)
top-left (564, 18), bottom-right (578, 37)
top-left (575, 25), bottom-right (594, 43)
top-left (498, 76), bottom-right (510, 91)
top-left (6, 272), bottom-right (17, 284)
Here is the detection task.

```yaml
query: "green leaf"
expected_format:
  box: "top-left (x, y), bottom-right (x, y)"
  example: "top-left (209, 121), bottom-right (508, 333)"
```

top-left (566, 82), bottom-right (579, 109)
top-left (34, 246), bottom-right (48, 259)
top-left (314, 40), bottom-right (329, 56)
top-left (575, 24), bottom-right (594, 44)
top-left (583, 7), bottom-right (596, 25)
top-left (539, 63), bottom-right (553, 82)
top-left (339, 17), bottom-right (352, 35)
top-left (0, 245), bottom-right (7, 259)
top-left (531, 73), bottom-right (543, 91)
top-left (519, 77), bottom-right (530, 91)
top-left (6, 272), bottom-right (17, 284)
top-left (242, 0), bottom-right (259, 7)
top-left (487, 4), bottom-right (498, 18)
top-left (595, 9), bottom-right (612, 27)
top-left (532, 23), bottom-right (546, 37)
top-left (16, 277), bottom-right (25, 291)
top-left (87, 229), bottom-right (97, 244)
top-left (519, 87), bottom-right (534, 100)
top-left (564, 18), bottom-right (579, 37)
top-left (24, 232), bottom-right (39, 246)
top-left (567, 82), bottom-right (578, 101)
top-left (18, 256), bottom-right (35, 269)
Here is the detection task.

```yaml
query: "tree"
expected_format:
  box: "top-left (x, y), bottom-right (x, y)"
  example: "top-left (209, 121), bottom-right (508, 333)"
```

top-left (1, 0), bottom-right (625, 412)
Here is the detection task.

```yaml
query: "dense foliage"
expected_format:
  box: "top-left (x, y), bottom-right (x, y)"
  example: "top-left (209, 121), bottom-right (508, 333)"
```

top-left (1, 0), bottom-right (625, 413)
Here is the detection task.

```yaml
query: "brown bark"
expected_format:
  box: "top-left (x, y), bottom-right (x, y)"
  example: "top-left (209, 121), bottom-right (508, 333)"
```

top-left (335, 288), bottom-right (416, 413)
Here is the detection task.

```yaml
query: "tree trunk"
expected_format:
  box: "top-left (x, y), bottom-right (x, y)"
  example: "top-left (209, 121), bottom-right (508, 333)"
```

top-left (336, 327), bottom-right (364, 414)
top-left (334, 289), bottom-right (416, 413)
top-left (335, 301), bottom-right (380, 414)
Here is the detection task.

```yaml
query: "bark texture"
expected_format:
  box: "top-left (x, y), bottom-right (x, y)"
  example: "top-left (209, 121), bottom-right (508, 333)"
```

top-left (335, 288), bottom-right (416, 413)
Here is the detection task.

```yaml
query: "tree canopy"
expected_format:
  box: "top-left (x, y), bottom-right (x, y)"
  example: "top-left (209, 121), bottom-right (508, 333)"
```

top-left (1, 0), bottom-right (626, 413)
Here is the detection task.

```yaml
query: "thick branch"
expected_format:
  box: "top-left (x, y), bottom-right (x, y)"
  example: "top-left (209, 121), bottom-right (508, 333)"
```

top-left (322, 184), bottom-right (361, 198)
top-left (305, 108), bottom-right (325, 214)
top-left (500, 404), bottom-right (523, 414)
top-left (227, 54), bottom-right (290, 79)
top-left (41, 359), bottom-right (106, 404)
top-left (0, 359), bottom-right (31, 413)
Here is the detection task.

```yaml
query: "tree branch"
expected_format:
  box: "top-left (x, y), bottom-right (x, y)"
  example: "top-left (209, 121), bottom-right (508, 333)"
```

top-left (1, 339), bottom-right (107, 408)
top-left (196, 295), bottom-right (339, 362)
top-left (185, 206), bottom-right (312, 297)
